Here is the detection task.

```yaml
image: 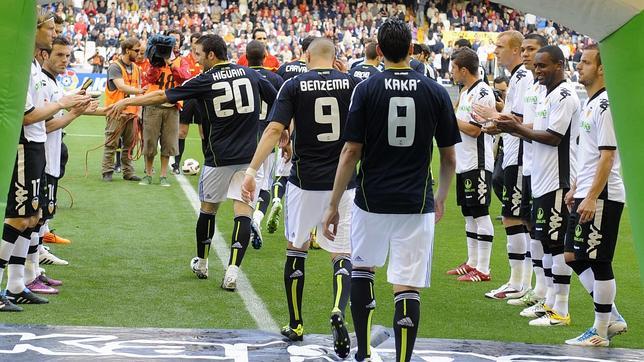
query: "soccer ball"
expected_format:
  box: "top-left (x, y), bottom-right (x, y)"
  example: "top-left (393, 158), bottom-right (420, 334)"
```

top-left (182, 159), bottom-right (200, 175)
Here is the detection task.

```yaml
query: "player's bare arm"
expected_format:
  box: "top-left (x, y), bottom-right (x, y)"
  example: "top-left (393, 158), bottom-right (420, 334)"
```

top-left (322, 141), bottom-right (362, 241)
top-left (435, 146), bottom-right (456, 223)
top-left (577, 149), bottom-right (616, 224)
top-left (107, 89), bottom-right (168, 118)
top-left (24, 93), bottom-right (90, 125)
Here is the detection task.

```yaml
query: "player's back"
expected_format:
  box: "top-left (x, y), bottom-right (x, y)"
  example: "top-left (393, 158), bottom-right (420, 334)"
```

top-left (274, 68), bottom-right (358, 190)
top-left (345, 68), bottom-right (459, 213)
top-left (277, 60), bottom-right (308, 81)
top-left (349, 64), bottom-right (380, 82)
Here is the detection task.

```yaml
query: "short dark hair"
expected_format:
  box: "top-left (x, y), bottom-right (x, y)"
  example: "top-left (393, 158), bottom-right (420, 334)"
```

top-left (196, 34), bottom-right (228, 61)
top-left (377, 18), bottom-right (411, 63)
top-left (166, 29), bottom-right (184, 46)
top-left (537, 45), bottom-right (565, 65)
top-left (301, 36), bottom-right (316, 52)
top-left (494, 76), bottom-right (509, 85)
top-left (121, 37), bottom-right (139, 53)
top-left (584, 43), bottom-right (601, 65)
top-left (252, 28), bottom-right (267, 39)
top-left (246, 40), bottom-right (266, 66)
top-left (524, 33), bottom-right (547, 47)
top-left (190, 32), bottom-right (202, 43)
top-left (365, 40), bottom-right (378, 60)
top-left (454, 38), bottom-right (472, 49)
top-left (42, 36), bottom-right (71, 55)
top-left (451, 48), bottom-right (479, 75)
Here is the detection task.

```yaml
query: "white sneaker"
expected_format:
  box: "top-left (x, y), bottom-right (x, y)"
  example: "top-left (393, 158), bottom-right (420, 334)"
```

top-left (252, 210), bottom-right (264, 227)
top-left (520, 301), bottom-right (549, 318)
top-left (221, 265), bottom-right (239, 291)
top-left (190, 257), bottom-right (208, 279)
top-left (529, 311), bottom-right (571, 327)
top-left (508, 289), bottom-right (543, 306)
top-left (485, 283), bottom-right (526, 300)
top-left (39, 247), bottom-right (69, 266)
top-left (565, 328), bottom-right (609, 347)
top-left (607, 315), bottom-right (628, 339)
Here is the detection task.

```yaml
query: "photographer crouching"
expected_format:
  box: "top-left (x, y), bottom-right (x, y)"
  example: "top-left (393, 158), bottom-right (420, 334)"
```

top-left (139, 35), bottom-right (190, 186)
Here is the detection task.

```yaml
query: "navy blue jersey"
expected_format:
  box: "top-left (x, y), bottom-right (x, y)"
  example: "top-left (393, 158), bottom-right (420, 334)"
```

top-left (349, 64), bottom-right (380, 82)
top-left (410, 58), bottom-right (428, 77)
top-left (344, 68), bottom-right (461, 214)
top-left (166, 63), bottom-right (277, 167)
top-left (276, 60), bottom-right (308, 81)
top-left (268, 68), bottom-right (358, 190)
top-left (251, 66), bottom-right (283, 134)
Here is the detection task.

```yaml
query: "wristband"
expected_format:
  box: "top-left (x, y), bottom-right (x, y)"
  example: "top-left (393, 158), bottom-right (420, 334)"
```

top-left (245, 167), bottom-right (257, 178)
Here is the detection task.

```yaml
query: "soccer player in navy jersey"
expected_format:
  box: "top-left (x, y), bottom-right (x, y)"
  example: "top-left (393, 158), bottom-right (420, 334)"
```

top-left (349, 39), bottom-right (380, 82)
top-left (246, 40), bottom-right (284, 246)
top-left (108, 34), bottom-right (277, 291)
top-left (322, 19), bottom-right (460, 362)
top-left (241, 37), bottom-right (359, 358)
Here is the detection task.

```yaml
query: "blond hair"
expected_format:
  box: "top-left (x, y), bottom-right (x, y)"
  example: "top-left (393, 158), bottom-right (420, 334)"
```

top-left (498, 30), bottom-right (524, 50)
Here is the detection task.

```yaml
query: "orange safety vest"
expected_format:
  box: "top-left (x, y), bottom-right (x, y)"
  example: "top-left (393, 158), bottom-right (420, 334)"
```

top-left (105, 60), bottom-right (141, 115)
top-left (146, 63), bottom-right (180, 108)
top-left (183, 53), bottom-right (201, 77)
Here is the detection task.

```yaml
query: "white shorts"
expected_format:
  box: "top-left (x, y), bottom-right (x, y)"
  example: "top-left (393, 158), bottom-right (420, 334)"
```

top-left (351, 206), bottom-right (435, 288)
top-left (276, 149), bottom-right (292, 177)
top-left (256, 154), bottom-right (276, 191)
top-left (198, 164), bottom-right (260, 207)
top-left (284, 182), bottom-right (353, 254)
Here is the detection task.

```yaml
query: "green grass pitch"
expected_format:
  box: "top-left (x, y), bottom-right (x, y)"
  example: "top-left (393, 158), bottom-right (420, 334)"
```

top-left (3, 114), bottom-right (642, 349)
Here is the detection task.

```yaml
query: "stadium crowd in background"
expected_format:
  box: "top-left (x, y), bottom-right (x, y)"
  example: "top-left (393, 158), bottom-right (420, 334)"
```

top-left (44, 0), bottom-right (590, 83)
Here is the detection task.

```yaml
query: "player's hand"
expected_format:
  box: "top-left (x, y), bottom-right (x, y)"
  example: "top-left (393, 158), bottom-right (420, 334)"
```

top-left (434, 198), bottom-right (445, 223)
top-left (333, 58), bottom-right (347, 73)
top-left (495, 99), bottom-right (505, 112)
top-left (279, 129), bottom-right (290, 147)
top-left (322, 206), bottom-right (339, 241)
top-left (241, 173), bottom-right (257, 203)
top-left (282, 144), bottom-right (292, 162)
top-left (481, 120), bottom-right (501, 135)
top-left (58, 93), bottom-right (91, 109)
top-left (85, 99), bottom-right (100, 113)
top-left (495, 118), bottom-right (519, 133)
top-left (69, 99), bottom-right (91, 116)
top-left (473, 104), bottom-right (499, 121)
top-left (564, 189), bottom-right (575, 211)
top-left (577, 197), bottom-right (597, 224)
top-left (107, 99), bottom-right (128, 119)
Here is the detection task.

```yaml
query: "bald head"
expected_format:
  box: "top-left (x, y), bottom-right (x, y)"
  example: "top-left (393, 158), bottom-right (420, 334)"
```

top-left (307, 38), bottom-right (336, 64)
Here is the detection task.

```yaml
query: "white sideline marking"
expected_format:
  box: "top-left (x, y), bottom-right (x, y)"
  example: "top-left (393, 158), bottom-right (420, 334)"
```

top-left (175, 174), bottom-right (278, 332)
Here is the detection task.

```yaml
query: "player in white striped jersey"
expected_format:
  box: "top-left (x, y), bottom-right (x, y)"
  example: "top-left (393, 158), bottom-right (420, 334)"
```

top-left (474, 31), bottom-right (533, 301)
top-left (564, 44), bottom-right (627, 347)
top-left (496, 45), bottom-right (580, 327)
top-left (446, 48), bottom-right (496, 282)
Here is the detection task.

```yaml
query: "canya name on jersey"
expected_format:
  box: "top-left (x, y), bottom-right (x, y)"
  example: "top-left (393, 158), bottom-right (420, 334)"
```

top-left (384, 78), bottom-right (419, 91)
top-left (299, 78), bottom-right (351, 92)
top-left (212, 68), bottom-right (246, 81)
top-left (285, 64), bottom-right (307, 73)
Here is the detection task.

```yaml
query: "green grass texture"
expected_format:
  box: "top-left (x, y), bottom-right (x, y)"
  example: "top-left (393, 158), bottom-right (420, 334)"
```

top-left (3, 114), bottom-right (642, 349)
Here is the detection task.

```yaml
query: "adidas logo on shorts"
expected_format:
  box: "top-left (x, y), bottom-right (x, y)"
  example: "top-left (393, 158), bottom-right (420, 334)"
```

top-left (354, 256), bottom-right (364, 262)
top-left (335, 268), bottom-right (350, 276)
top-left (290, 270), bottom-right (303, 278)
top-left (396, 317), bottom-right (415, 327)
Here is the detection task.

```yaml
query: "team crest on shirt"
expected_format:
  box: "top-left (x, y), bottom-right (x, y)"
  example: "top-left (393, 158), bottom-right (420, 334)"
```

top-left (478, 88), bottom-right (489, 100)
top-left (580, 120), bottom-right (591, 133)
top-left (515, 69), bottom-right (527, 81)
top-left (559, 87), bottom-right (571, 102)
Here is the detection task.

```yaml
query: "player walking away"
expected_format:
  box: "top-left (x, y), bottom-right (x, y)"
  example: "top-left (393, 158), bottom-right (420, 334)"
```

top-left (509, 34), bottom-right (549, 311)
top-left (107, 34), bottom-right (277, 290)
top-left (101, 37), bottom-right (145, 182)
top-left (241, 37), bottom-right (359, 359)
top-left (564, 44), bottom-right (627, 346)
top-left (174, 32), bottom-right (205, 175)
top-left (447, 48), bottom-right (496, 282)
top-left (349, 39), bottom-right (380, 82)
top-left (266, 36), bottom-right (317, 235)
top-left (323, 19), bottom-right (460, 362)
top-left (474, 31), bottom-right (533, 301)
top-left (246, 40), bottom-right (284, 248)
top-left (1, 13), bottom-right (90, 312)
top-left (495, 45), bottom-right (580, 327)
top-left (412, 43), bottom-right (438, 81)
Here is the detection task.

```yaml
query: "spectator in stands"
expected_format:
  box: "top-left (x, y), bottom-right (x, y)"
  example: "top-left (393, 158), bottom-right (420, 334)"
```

top-left (88, 51), bottom-right (105, 74)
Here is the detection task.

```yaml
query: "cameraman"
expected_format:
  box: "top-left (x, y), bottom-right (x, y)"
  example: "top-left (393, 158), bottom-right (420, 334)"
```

top-left (140, 36), bottom-right (190, 186)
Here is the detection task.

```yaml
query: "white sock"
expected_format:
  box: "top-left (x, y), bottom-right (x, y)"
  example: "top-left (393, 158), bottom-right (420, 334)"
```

top-left (506, 226), bottom-right (526, 290)
top-left (552, 253), bottom-right (572, 317)
top-left (465, 216), bottom-right (478, 268)
top-left (530, 238), bottom-right (546, 298)
top-left (522, 232), bottom-right (533, 289)
top-left (7, 235), bottom-right (30, 293)
top-left (542, 253), bottom-right (555, 308)
top-left (475, 215), bottom-right (494, 274)
top-left (25, 232), bottom-right (40, 284)
top-left (593, 279), bottom-right (616, 338)
top-left (577, 265), bottom-right (622, 322)
top-left (252, 210), bottom-right (264, 226)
